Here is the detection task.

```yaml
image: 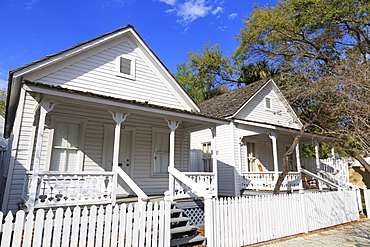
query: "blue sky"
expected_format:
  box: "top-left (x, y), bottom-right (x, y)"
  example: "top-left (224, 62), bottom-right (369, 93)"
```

top-left (0, 0), bottom-right (276, 89)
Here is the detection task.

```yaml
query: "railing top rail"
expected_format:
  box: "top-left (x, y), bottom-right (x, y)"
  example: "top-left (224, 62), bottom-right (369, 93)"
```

top-left (183, 172), bottom-right (215, 176)
top-left (241, 172), bottom-right (300, 175)
top-left (26, 171), bottom-right (115, 176)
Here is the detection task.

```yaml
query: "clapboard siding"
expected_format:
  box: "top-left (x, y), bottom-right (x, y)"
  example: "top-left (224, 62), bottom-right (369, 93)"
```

top-left (7, 92), bottom-right (36, 211)
top-left (6, 95), bottom-right (194, 210)
top-left (235, 84), bottom-right (301, 130)
top-left (31, 39), bottom-right (186, 110)
top-left (190, 124), bottom-right (236, 196)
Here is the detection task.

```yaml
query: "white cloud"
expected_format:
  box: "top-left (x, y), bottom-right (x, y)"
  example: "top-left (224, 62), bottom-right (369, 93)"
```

top-left (212, 6), bottom-right (223, 15)
top-left (159, 0), bottom-right (177, 5)
top-left (24, 0), bottom-right (40, 9)
top-left (228, 13), bottom-right (238, 20)
top-left (218, 25), bottom-right (228, 31)
top-left (159, 0), bottom-right (224, 24)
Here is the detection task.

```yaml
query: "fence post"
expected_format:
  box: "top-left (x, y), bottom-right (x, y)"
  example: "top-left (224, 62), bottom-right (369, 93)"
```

top-left (299, 192), bottom-right (309, 233)
top-left (363, 185), bottom-right (368, 216)
top-left (204, 192), bottom-right (213, 247)
top-left (164, 190), bottom-right (171, 247)
top-left (355, 187), bottom-right (363, 214)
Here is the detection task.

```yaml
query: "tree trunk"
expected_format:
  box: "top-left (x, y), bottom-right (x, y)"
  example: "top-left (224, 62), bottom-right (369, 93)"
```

top-left (339, 143), bottom-right (370, 174)
top-left (273, 128), bottom-right (305, 195)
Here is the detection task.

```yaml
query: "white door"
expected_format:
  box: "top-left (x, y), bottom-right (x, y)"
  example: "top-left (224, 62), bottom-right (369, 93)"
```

top-left (105, 129), bottom-right (133, 195)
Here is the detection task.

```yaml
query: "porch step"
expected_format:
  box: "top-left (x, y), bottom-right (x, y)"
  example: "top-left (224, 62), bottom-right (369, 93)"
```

top-left (170, 235), bottom-right (207, 247)
top-left (170, 201), bottom-right (206, 246)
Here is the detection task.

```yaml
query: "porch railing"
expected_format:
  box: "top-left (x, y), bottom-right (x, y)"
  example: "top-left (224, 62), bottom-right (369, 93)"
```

top-left (241, 172), bottom-right (301, 191)
top-left (169, 167), bottom-right (216, 199)
top-left (23, 171), bottom-right (114, 209)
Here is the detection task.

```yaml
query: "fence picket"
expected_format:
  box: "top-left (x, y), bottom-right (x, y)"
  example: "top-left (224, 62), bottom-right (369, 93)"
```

top-left (103, 205), bottom-right (113, 247)
top-left (42, 209), bottom-right (53, 247)
top-left (71, 206), bottom-right (81, 247)
top-left (87, 205), bottom-right (98, 247)
top-left (61, 208), bottom-right (72, 247)
top-left (110, 205), bottom-right (120, 247)
top-left (118, 204), bottom-right (127, 247)
top-left (79, 207), bottom-right (89, 247)
top-left (23, 210), bottom-right (34, 247)
top-left (95, 206), bottom-right (105, 247)
top-left (12, 210), bottom-right (25, 247)
top-left (152, 202), bottom-right (159, 247)
top-left (125, 204), bottom-right (134, 247)
top-left (32, 209), bottom-right (45, 247)
top-left (1, 212), bottom-right (13, 247)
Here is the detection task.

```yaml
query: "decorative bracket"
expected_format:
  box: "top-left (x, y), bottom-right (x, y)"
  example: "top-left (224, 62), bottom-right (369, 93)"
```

top-left (165, 119), bottom-right (181, 131)
top-left (109, 111), bottom-right (130, 124)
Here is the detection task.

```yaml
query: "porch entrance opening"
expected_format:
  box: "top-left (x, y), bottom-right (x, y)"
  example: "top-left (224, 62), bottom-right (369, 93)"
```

top-left (104, 128), bottom-right (133, 196)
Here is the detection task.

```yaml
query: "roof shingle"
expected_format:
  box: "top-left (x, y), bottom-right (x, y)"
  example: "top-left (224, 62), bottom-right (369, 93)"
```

top-left (198, 79), bottom-right (270, 118)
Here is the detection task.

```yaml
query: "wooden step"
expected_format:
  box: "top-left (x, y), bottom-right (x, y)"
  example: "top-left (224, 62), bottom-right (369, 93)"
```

top-left (170, 217), bottom-right (190, 223)
top-left (170, 225), bottom-right (198, 235)
top-left (170, 235), bottom-right (206, 247)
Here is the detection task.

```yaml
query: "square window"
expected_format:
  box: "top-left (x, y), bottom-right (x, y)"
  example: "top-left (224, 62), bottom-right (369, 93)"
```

top-left (116, 55), bottom-right (136, 80)
top-left (265, 97), bottom-right (272, 110)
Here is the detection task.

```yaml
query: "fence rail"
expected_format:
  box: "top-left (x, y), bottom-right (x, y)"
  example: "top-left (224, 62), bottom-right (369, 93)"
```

top-left (205, 190), bottom-right (359, 247)
top-left (0, 201), bottom-right (171, 247)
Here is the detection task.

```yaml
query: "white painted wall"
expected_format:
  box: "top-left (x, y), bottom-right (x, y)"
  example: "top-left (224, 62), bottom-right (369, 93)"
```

top-left (190, 123), bottom-right (236, 196)
top-left (25, 36), bottom-right (190, 111)
top-left (5, 92), bottom-right (191, 211)
top-left (235, 84), bottom-right (301, 130)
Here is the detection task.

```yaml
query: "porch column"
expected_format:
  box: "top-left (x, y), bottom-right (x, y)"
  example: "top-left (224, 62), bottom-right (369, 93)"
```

top-left (314, 140), bottom-right (323, 190)
top-left (29, 99), bottom-right (58, 210)
top-left (210, 127), bottom-right (218, 197)
top-left (166, 119), bottom-right (181, 201)
top-left (269, 132), bottom-right (279, 180)
top-left (110, 111), bottom-right (129, 205)
top-left (295, 143), bottom-right (304, 193)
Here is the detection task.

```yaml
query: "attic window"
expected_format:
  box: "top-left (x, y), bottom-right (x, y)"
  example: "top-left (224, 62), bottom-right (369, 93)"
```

top-left (265, 97), bottom-right (272, 110)
top-left (116, 55), bottom-right (136, 80)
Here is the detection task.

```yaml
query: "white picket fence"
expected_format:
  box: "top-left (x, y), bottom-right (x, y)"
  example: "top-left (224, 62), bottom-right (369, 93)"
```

top-left (205, 190), bottom-right (359, 247)
top-left (0, 201), bottom-right (171, 247)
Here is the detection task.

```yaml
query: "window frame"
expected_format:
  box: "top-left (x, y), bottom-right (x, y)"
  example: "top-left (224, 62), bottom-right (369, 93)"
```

top-left (46, 115), bottom-right (87, 172)
top-left (265, 96), bottom-right (273, 111)
top-left (202, 142), bottom-right (213, 172)
top-left (151, 128), bottom-right (170, 177)
top-left (115, 55), bottom-right (136, 80)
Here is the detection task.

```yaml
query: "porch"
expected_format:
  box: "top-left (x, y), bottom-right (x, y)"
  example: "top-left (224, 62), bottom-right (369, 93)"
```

top-left (238, 129), bottom-right (352, 193)
top-left (15, 84), bottom-right (222, 211)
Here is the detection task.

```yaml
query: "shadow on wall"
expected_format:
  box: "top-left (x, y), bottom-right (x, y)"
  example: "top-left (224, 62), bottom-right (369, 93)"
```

top-left (349, 166), bottom-right (370, 188)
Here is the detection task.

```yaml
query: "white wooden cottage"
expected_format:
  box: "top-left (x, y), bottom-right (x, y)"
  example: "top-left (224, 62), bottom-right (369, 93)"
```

top-left (1, 25), bottom-right (226, 212)
top-left (191, 79), bottom-right (352, 196)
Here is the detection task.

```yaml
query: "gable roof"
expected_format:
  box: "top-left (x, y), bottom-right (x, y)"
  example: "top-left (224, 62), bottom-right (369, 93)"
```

top-left (5, 25), bottom-right (199, 138)
top-left (199, 78), bottom-right (269, 118)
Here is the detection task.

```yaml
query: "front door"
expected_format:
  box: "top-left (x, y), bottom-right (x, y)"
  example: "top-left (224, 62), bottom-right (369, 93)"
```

top-left (104, 128), bottom-right (133, 196)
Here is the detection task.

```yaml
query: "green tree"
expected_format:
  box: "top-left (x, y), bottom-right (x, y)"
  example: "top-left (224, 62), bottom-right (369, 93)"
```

top-left (175, 42), bottom-right (279, 102)
top-left (0, 89), bottom-right (6, 117)
top-left (234, 0), bottom-right (370, 67)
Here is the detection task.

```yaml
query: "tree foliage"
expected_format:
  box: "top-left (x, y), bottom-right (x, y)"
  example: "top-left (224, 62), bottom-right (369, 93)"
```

top-left (175, 43), bottom-right (279, 102)
top-left (234, 0), bottom-right (370, 68)
top-left (0, 89), bottom-right (6, 117)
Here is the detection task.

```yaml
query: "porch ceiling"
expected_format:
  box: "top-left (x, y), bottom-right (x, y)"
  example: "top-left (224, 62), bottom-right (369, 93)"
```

top-left (24, 81), bottom-right (228, 128)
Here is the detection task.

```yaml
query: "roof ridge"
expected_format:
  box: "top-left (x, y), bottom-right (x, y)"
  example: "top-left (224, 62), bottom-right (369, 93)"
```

top-left (10, 24), bottom-right (135, 74)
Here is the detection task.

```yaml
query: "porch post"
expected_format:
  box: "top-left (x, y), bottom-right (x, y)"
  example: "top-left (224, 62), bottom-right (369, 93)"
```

top-left (314, 140), bottom-right (323, 190)
top-left (110, 111), bottom-right (129, 205)
top-left (295, 143), bottom-right (304, 193)
top-left (210, 127), bottom-right (218, 197)
top-left (29, 99), bottom-right (58, 210)
top-left (269, 132), bottom-right (279, 180)
top-left (166, 119), bottom-right (181, 201)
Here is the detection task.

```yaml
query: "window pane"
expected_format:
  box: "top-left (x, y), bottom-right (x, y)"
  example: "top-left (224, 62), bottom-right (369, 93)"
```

top-left (54, 122), bottom-right (68, 146)
top-left (120, 57), bottom-right (131, 75)
top-left (50, 149), bottom-right (65, 171)
top-left (161, 153), bottom-right (169, 173)
top-left (155, 132), bottom-right (163, 152)
top-left (66, 149), bottom-right (78, 171)
top-left (67, 123), bottom-right (80, 148)
top-left (162, 133), bottom-right (170, 153)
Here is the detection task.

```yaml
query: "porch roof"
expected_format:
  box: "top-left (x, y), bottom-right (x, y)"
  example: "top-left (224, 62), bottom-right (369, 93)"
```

top-left (23, 80), bottom-right (229, 126)
top-left (234, 118), bottom-right (338, 143)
